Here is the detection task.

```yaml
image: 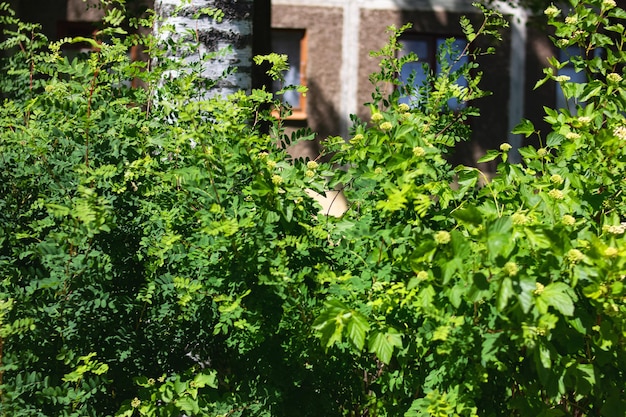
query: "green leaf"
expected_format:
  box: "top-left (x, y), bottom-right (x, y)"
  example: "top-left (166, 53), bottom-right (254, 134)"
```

top-left (539, 282), bottom-right (575, 316)
top-left (524, 228), bottom-right (552, 249)
top-left (432, 325), bottom-right (450, 341)
top-left (534, 74), bottom-right (552, 90)
top-left (452, 205), bottom-right (483, 225)
top-left (538, 342), bottom-right (551, 369)
top-left (477, 149), bottom-right (500, 163)
top-left (193, 371), bottom-right (218, 389)
top-left (313, 300), bottom-right (350, 349)
top-left (368, 328), bottom-right (403, 364)
top-left (511, 119), bottom-right (535, 137)
top-left (497, 277), bottom-right (514, 311)
top-left (376, 185), bottom-right (410, 212)
top-left (546, 132), bottom-right (565, 147)
top-left (448, 284), bottom-right (464, 308)
top-left (173, 378), bottom-right (187, 395)
top-left (487, 217), bottom-right (514, 261)
top-left (518, 146), bottom-right (538, 159)
top-left (175, 396), bottom-right (200, 414)
top-left (346, 310), bottom-right (371, 351)
top-left (161, 385), bottom-right (175, 403)
top-left (583, 283), bottom-right (603, 299)
top-left (481, 333), bottom-right (502, 365)
top-left (580, 82), bottom-right (603, 102)
top-left (575, 363), bottom-right (595, 394)
top-left (610, 7), bottom-right (626, 19)
top-left (517, 276), bottom-right (536, 314)
top-left (46, 203), bottom-right (71, 217)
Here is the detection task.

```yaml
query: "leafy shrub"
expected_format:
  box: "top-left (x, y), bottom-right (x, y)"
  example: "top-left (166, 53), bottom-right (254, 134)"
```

top-left (313, 1), bottom-right (625, 415)
top-left (0, 0), bottom-right (623, 416)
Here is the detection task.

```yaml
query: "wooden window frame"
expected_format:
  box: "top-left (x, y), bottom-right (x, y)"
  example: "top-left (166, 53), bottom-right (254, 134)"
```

top-left (271, 28), bottom-right (307, 120)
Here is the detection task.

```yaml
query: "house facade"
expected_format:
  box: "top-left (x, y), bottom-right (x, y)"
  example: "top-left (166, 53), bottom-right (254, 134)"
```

top-left (271, 0), bottom-right (563, 166)
top-left (5, 0), bottom-right (573, 166)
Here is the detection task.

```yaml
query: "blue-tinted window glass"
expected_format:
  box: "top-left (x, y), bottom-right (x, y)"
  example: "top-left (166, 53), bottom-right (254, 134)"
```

top-left (436, 38), bottom-right (468, 110)
top-left (399, 36), bottom-right (468, 110)
top-left (272, 30), bottom-right (304, 109)
top-left (399, 39), bottom-right (429, 105)
top-left (556, 47), bottom-right (587, 113)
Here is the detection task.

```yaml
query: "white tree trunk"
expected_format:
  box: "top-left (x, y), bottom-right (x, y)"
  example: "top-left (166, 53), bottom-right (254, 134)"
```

top-left (154, 0), bottom-right (253, 96)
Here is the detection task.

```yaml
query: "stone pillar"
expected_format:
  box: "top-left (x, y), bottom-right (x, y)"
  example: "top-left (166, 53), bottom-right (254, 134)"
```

top-left (154, 0), bottom-right (253, 97)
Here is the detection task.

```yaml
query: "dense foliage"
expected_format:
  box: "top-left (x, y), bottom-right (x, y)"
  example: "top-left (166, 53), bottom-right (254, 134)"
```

top-left (0, 0), bottom-right (624, 416)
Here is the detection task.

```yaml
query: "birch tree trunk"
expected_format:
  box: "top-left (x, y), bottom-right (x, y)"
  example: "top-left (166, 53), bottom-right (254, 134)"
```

top-left (154, 0), bottom-right (254, 97)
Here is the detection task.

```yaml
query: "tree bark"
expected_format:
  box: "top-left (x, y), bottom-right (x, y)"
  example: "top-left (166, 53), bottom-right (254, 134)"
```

top-left (154, 0), bottom-right (254, 96)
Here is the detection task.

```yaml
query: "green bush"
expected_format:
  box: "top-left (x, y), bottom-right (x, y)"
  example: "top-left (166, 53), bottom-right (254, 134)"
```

top-left (0, 0), bottom-right (624, 416)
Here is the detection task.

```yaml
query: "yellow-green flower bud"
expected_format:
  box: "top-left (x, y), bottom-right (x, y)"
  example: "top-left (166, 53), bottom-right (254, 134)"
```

top-left (548, 189), bottom-right (564, 200)
top-left (602, 0), bottom-right (616, 10)
top-left (371, 112), bottom-right (384, 122)
top-left (416, 270), bottom-right (429, 280)
top-left (380, 121), bottom-right (393, 131)
top-left (307, 160), bottom-right (319, 170)
top-left (550, 174), bottom-right (564, 185)
top-left (512, 212), bottom-right (529, 226)
top-left (500, 143), bottom-right (512, 152)
top-left (271, 174), bottom-right (283, 185)
top-left (602, 223), bottom-right (626, 234)
top-left (413, 146), bottom-right (425, 157)
top-left (566, 249), bottom-right (584, 263)
top-left (613, 126), bottom-right (626, 140)
top-left (503, 261), bottom-right (519, 277)
top-left (544, 5), bottom-right (560, 18)
top-left (350, 133), bottom-right (364, 144)
top-left (607, 73), bottom-right (622, 84)
top-left (557, 39), bottom-right (569, 48)
top-left (434, 231), bottom-right (451, 245)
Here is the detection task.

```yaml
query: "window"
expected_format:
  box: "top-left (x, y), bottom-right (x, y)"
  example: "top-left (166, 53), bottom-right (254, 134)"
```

top-left (271, 29), bottom-right (307, 118)
top-left (556, 46), bottom-right (602, 113)
top-left (398, 35), bottom-right (468, 110)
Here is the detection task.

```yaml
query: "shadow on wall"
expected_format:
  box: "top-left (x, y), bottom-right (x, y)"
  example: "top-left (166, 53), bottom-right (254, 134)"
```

top-left (283, 78), bottom-right (342, 163)
top-left (66, 0), bottom-right (104, 21)
top-left (15, 0), bottom-right (68, 40)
